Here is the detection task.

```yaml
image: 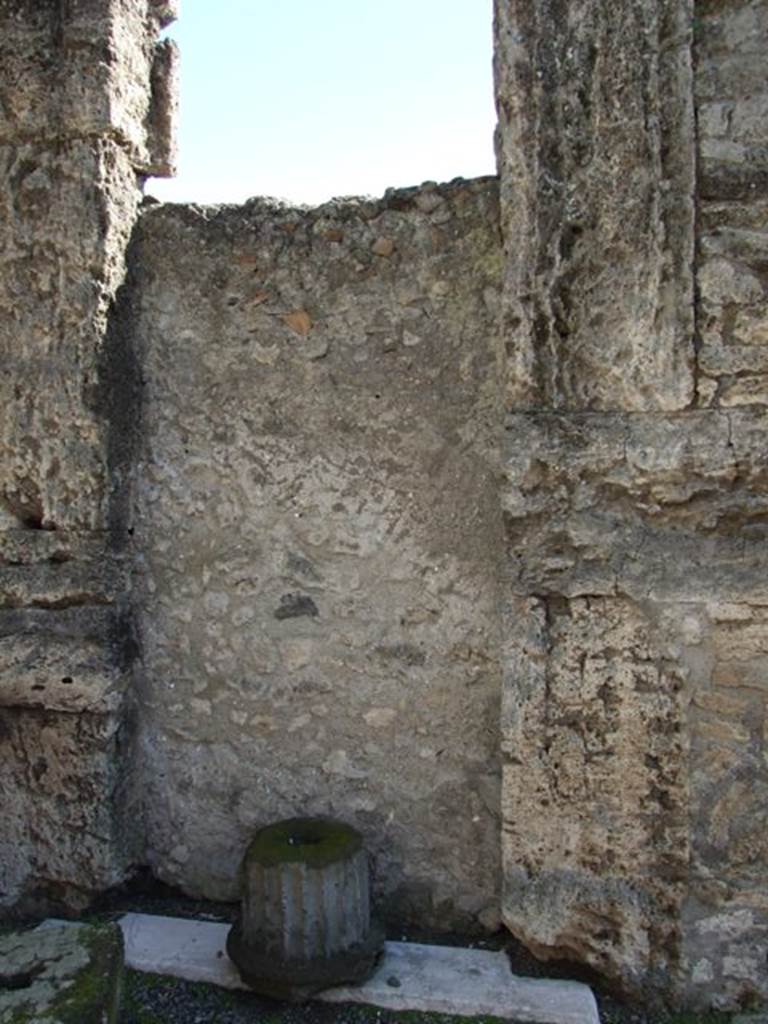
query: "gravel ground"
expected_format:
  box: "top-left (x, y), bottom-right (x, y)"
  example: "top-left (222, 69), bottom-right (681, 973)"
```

top-left (118, 965), bottom-right (733, 1024)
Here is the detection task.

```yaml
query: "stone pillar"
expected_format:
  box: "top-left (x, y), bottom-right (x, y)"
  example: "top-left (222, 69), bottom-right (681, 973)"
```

top-left (494, 0), bottom-right (768, 1008)
top-left (0, 0), bottom-right (177, 914)
top-left (494, 0), bottom-right (696, 413)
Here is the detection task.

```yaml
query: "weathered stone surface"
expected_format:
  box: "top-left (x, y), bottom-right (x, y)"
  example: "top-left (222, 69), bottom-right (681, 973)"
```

top-left (502, 410), bottom-right (768, 601)
top-left (0, 532), bottom-right (116, 613)
top-left (127, 180), bottom-right (504, 930)
top-left (0, 138), bottom-right (139, 532)
top-left (502, 595), bottom-right (689, 997)
top-left (681, 601), bottom-right (768, 1009)
top-left (0, 0), bottom-right (175, 915)
top-left (1, 0), bottom-right (766, 1011)
top-left (494, 0), bottom-right (768, 965)
top-left (0, 922), bottom-right (123, 1023)
top-left (493, 0), bottom-right (696, 411)
top-left (0, 598), bottom-right (139, 914)
top-left (499, 405), bottom-right (768, 1002)
top-left (695, 0), bottom-right (768, 201)
top-left (0, 698), bottom-right (136, 914)
top-left (695, 1), bottom-right (768, 407)
top-left (146, 38), bottom-right (180, 177)
top-left (0, 0), bottom-right (177, 170)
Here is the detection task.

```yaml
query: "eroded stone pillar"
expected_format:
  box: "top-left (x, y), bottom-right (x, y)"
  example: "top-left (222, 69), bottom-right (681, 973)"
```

top-left (495, 0), bottom-right (768, 1008)
top-left (494, 0), bottom-right (696, 1003)
top-left (0, 0), bottom-right (177, 914)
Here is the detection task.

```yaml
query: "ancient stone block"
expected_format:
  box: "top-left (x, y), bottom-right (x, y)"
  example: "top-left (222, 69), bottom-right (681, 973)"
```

top-left (695, 1), bottom-right (768, 408)
top-left (0, 532), bottom-right (114, 612)
top-left (502, 410), bottom-right (768, 602)
top-left (0, 0), bottom-right (177, 172)
top-left (685, 602), bottom-right (768, 1010)
top-left (0, 701), bottom-right (134, 915)
top-left (145, 39), bottom-right (180, 177)
top-left (501, 595), bottom-right (689, 997)
top-left (0, 603), bottom-right (135, 917)
top-left (493, 0), bottom-right (696, 411)
top-left (695, 0), bottom-right (768, 201)
top-left (499, 404), bottom-right (768, 1004)
top-left (0, 137), bottom-right (139, 532)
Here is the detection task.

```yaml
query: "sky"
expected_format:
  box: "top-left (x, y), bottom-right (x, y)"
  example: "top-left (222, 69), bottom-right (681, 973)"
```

top-left (146, 0), bottom-right (497, 206)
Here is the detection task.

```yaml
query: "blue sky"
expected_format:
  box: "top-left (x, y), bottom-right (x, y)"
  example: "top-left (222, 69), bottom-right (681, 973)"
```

top-left (147, 0), bottom-right (497, 206)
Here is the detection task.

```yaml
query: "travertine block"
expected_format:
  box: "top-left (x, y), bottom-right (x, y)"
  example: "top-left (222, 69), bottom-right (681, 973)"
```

top-left (695, 2), bottom-right (768, 407)
top-left (501, 595), bottom-right (688, 996)
top-left (500, 408), bottom-right (768, 1004)
top-left (695, 0), bottom-right (768, 200)
top-left (0, 701), bottom-right (134, 914)
top-left (0, 0), bottom-right (178, 172)
top-left (0, 138), bottom-right (139, 531)
top-left (494, 0), bottom-right (696, 411)
top-left (503, 410), bottom-right (768, 601)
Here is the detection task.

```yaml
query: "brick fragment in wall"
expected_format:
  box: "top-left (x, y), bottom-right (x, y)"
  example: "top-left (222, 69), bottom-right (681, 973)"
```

top-left (493, 0), bottom-right (695, 412)
top-left (125, 180), bottom-right (505, 931)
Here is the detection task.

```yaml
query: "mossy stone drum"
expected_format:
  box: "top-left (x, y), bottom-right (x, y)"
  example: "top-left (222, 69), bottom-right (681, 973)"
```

top-left (226, 817), bottom-right (384, 1001)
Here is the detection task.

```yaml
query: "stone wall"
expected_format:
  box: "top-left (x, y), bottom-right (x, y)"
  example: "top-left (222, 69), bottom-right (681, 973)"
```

top-left (124, 182), bottom-right (504, 930)
top-left (494, 0), bottom-right (768, 1008)
top-left (0, 0), bottom-right (176, 914)
top-left (1, 0), bottom-right (766, 1010)
top-left (683, 0), bottom-right (768, 1007)
top-left (696, 0), bottom-right (768, 406)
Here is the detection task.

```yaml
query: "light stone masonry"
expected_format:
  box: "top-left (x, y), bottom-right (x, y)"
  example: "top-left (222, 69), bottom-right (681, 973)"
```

top-left (1, 0), bottom-right (766, 1010)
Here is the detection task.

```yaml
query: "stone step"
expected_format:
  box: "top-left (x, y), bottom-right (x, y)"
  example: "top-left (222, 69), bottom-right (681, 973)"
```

top-left (118, 912), bottom-right (600, 1024)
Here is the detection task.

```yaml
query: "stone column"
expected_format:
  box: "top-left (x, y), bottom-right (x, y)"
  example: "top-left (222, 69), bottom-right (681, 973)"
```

top-left (0, 0), bottom-right (177, 914)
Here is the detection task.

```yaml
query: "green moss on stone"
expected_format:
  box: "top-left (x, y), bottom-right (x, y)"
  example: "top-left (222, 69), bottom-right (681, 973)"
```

top-left (244, 817), bottom-right (362, 869)
top-left (46, 923), bottom-right (123, 1024)
top-left (1, 923), bottom-right (123, 1024)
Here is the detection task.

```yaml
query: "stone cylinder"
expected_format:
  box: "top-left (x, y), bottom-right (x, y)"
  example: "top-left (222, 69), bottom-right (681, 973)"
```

top-left (242, 818), bottom-right (370, 959)
top-left (226, 817), bottom-right (384, 1001)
